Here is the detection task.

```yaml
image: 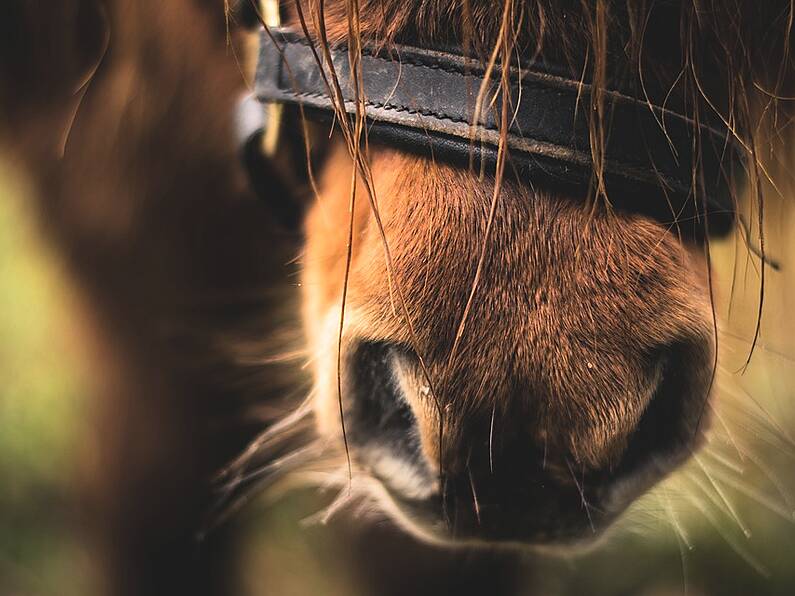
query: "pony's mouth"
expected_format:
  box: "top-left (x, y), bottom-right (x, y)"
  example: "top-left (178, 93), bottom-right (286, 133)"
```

top-left (343, 340), bottom-right (709, 547)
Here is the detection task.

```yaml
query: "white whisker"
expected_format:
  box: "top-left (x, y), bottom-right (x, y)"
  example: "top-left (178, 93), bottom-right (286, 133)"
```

top-left (229, 441), bottom-right (327, 490)
top-left (216, 393), bottom-right (316, 481)
top-left (717, 401), bottom-right (795, 459)
top-left (468, 466), bottom-right (482, 526)
top-left (488, 405), bottom-right (496, 474)
top-left (301, 483), bottom-right (358, 526)
top-left (706, 465), bottom-right (795, 523)
top-left (691, 455), bottom-right (752, 538)
top-left (717, 378), bottom-right (795, 448)
top-left (657, 490), bottom-right (691, 596)
top-left (707, 401), bottom-right (747, 462)
top-left (566, 460), bottom-right (595, 534)
top-left (684, 493), bottom-right (770, 578)
top-left (658, 489), bottom-right (693, 551)
top-left (702, 447), bottom-right (746, 476)
top-left (741, 449), bottom-right (795, 512)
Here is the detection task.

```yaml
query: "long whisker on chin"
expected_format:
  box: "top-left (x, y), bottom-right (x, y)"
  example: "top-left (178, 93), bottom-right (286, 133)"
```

top-left (684, 463), bottom-right (751, 538)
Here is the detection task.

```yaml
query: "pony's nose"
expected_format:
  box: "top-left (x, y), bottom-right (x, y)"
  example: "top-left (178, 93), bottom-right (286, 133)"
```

top-left (344, 336), bottom-right (710, 542)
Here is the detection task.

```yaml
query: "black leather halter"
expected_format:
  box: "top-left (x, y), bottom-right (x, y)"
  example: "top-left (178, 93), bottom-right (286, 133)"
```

top-left (252, 27), bottom-right (742, 236)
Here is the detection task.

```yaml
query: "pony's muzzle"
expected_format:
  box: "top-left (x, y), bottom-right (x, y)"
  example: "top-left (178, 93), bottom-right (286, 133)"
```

top-left (342, 336), bottom-right (711, 545)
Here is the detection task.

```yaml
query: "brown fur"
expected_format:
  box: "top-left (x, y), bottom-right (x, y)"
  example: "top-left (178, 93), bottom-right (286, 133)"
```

top-left (305, 147), bottom-right (713, 470)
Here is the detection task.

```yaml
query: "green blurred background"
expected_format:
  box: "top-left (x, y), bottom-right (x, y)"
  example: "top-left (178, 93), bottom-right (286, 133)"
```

top-left (1, 157), bottom-right (794, 595)
top-left (0, 165), bottom-right (97, 596)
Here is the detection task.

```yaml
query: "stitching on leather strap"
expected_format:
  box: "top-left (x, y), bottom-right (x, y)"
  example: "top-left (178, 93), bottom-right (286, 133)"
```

top-left (253, 26), bottom-right (742, 232)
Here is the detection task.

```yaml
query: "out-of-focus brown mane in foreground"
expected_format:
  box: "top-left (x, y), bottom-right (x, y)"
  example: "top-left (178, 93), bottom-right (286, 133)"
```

top-left (1, 0), bottom-right (794, 594)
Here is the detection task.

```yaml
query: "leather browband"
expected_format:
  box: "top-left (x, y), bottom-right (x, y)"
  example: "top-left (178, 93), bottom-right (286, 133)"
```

top-left (254, 27), bottom-right (741, 235)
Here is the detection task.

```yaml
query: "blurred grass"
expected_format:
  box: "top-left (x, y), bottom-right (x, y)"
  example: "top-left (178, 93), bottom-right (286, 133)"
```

top-left (0, 149), bottom-right (794, 595)
top-left (0, 164), bottom-right (95, 596)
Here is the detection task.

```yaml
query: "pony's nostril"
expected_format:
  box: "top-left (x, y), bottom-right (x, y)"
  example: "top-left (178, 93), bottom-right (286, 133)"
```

top-left (347, 341), bottom-right (429, 477)
top-left (617, 342), bottom-right (708, 477)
